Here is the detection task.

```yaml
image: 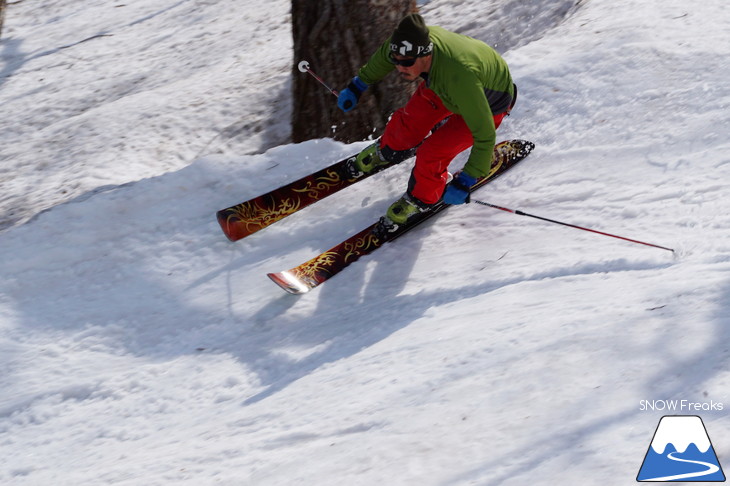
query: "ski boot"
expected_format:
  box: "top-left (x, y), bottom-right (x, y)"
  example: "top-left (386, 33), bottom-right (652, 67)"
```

top-left (386, 193), bottom-right (432, 225)
top-left (343, 142), bottom-right (390, 179)
top-left (373, 193), bottom-right (433, 238)
top-left (343, 142), bottom-right (417, 179)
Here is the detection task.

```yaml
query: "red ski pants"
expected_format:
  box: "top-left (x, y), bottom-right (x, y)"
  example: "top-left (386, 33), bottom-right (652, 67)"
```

top-left (380, 82), bottom-right (508, 205)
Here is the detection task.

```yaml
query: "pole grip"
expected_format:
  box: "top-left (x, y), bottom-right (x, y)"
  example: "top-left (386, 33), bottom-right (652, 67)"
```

top-left (297, 60), bottom-right (339, 97)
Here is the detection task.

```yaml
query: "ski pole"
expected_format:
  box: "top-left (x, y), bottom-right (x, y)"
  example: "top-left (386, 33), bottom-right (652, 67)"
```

top-left (298, 60), bottom-right (339, 98)
top-left (471, 200), bottom-right (674, 253)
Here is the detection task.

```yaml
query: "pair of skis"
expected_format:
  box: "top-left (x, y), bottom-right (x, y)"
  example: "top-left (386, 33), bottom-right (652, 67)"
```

top-left (216, 140), bottom-right (535, 294)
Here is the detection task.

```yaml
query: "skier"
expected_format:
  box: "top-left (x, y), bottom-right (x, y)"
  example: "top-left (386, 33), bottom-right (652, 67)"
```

top-left (337, 13), bottom-right (517, 227)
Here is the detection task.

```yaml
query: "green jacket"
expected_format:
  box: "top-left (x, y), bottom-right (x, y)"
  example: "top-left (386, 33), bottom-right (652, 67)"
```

top-left (357, 26), bottom-right (514, 179)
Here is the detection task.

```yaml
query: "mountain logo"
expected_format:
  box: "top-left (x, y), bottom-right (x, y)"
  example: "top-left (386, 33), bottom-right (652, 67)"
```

top-left (637, 415), bottom-right (726, 482)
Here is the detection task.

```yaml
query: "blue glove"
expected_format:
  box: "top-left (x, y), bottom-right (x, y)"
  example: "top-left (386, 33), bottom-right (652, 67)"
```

top-left (337, 76), bottom-right (368, 112)
top-left (442, 172), bottom-right (478, 205)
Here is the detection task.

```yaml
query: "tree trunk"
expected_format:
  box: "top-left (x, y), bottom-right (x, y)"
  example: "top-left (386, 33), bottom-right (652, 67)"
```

top-left (0, 0), bottom-right (7, 39)
top-left (291, 0), bottom-right (417, 144)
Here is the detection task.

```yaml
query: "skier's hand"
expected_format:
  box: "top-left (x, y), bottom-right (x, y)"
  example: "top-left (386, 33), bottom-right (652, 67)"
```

top-left (443, 172), bottom-right (477, 205)
top-left (337, 76), bottom-right (368, 112)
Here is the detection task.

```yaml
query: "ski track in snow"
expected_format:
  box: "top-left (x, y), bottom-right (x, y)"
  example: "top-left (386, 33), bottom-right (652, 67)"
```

top-left (1, 0), bottom-right (729, 485)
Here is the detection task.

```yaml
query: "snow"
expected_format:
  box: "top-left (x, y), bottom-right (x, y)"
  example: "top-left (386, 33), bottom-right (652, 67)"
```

top-left (1, 0), bottom-right (729, 485)
top-left (651, 416), bottom-right (711, 454)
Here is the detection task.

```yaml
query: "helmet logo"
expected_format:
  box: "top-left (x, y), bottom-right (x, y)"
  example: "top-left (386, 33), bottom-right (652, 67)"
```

top-left (398, 40), bottom-right (412, 56)
top-left (389, 40), bottom-right (432, 57)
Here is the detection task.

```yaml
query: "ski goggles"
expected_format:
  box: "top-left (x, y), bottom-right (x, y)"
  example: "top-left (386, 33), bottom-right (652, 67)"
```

top-left (389, 55), bottom-right (418, 67)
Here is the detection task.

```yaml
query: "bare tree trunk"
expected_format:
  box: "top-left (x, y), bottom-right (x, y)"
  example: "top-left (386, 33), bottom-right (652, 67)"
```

top-left (291, 0), bottom-right (417, 144)
top-left (0, 0), bottom-right (7, 39)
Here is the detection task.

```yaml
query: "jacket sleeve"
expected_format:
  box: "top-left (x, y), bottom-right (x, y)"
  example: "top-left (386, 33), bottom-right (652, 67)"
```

top-left (451, 74), bottom-right (496, 179)
top-left (356, 38), bottom-right (396, 85)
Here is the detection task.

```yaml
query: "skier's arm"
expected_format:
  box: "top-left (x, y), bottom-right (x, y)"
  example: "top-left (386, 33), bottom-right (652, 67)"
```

top-left (453, 78), bottom-right (497, 179)
top-left (338, 38), bottom-right (395, 112)
top-left (356, 38), bottom-right (396, 85)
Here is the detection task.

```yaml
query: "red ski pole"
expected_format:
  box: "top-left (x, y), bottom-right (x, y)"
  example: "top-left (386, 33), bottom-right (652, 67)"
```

top-left (471, 200), bottom-right (674, 253)
top-left (298, 60), bottom-right (339, 98)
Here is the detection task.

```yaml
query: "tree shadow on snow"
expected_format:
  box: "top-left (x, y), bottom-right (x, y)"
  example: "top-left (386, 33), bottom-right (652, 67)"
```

top-left (238, 239), bottom-right (673, 408)
top-left (236, 245), bottom-right (729, 484)
top-left (8, 152), bottom-right (727, 486)
top-left (438, 275), bottom-right (730, 485)
top-left (242, 234), bottom-right (424, 405)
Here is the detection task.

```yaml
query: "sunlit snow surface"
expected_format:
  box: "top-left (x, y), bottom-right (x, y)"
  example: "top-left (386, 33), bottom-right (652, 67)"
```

top-left (1, 0), bottom-right (728, 484)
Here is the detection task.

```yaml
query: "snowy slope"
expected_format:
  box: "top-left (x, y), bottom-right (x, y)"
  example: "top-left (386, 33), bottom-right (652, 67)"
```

top-left (1, 0), bottom-right (729, 485)
top-left (0, 0), bottom-right (293, 230)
